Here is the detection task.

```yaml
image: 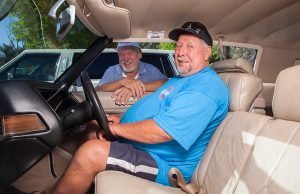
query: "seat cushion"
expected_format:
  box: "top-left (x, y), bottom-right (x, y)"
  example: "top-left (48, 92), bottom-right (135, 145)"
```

top-left (95, 171), bottom-right (184, 194)
top-left (193, 112), bottom-right (271, 193)
top-left (235, 119), bottom-right (300, 194)
top-left (193, 113), bottom-right (300, 194)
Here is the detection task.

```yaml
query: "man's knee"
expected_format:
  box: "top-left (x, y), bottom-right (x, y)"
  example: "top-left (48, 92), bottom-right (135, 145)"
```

top-left (74, 139), bottom-right (110, 172)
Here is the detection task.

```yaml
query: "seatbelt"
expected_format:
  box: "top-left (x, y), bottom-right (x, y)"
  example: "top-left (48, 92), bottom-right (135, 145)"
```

top-left (168, 168), bottom-right (204, 194)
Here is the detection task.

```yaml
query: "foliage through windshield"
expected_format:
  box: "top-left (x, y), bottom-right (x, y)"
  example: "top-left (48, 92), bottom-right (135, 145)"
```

top-left (0, 0), bottom-right (258, 82)
top-left (0, 0), bottom-right (97, 67)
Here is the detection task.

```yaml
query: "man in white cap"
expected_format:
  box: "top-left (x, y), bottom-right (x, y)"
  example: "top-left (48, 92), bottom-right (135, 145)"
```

top-left (96, 42), bottom-right (167, 105)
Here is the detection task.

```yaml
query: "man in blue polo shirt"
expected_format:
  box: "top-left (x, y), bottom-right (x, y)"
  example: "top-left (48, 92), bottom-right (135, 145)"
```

top-left (47, 22), bottom-right (230, 194)
top-left (96, 42), bottom-right (167, 105)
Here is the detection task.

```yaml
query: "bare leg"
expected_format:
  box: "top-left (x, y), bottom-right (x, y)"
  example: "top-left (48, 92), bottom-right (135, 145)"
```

top-left (50, 139), bottom-right (110, 194)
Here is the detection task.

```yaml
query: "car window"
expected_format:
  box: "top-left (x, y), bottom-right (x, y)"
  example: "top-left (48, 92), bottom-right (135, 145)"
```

top-left (0, 53), bottom-right (60, 81)
top-left (212, 45), bottom-right (258, 65)
top-left (141, 53), bottom-right (175, 78)
top-left (73, 50), bottom-right (176, 82)
top-left (73, 52), bottom-right (119, 80)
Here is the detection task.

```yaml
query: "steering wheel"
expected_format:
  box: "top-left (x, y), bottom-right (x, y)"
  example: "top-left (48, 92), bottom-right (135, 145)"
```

top-left (80, 71), bottom-right (116, 140)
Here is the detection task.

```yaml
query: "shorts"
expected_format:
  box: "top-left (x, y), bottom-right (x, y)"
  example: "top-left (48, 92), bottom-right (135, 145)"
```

top-left (106, 141), bottom-right (158, 182)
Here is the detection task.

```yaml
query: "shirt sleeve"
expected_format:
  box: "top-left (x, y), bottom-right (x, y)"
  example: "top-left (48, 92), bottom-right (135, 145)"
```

top-left (98, 67), bottom-right (115, 86)
top-left (153, 91), bottom-right (217, 150)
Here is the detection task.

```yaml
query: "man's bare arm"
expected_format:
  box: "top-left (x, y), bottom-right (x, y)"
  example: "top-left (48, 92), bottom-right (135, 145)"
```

top-left (110, 119), bottom-right (173, 144)
top-left (96, 78), bottom-right (166, 92)
top-left (96, 78), bottom-right (167, 105)
top-left (95, 79), bottom-right (124, 91)
top-left (96, 78), bottom-right (145, 98)
top-left (144, 79), bottom-right (167, 91)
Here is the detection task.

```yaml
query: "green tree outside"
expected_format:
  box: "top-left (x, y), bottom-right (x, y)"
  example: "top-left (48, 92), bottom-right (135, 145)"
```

top-left (0, 0), bottom-right (256, 68)
top-left (8, 0), bottom-right (97, 50)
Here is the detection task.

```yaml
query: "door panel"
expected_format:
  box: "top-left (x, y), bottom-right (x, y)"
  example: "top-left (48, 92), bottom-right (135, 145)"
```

top-left (71, 91), bottom-right (153, 114)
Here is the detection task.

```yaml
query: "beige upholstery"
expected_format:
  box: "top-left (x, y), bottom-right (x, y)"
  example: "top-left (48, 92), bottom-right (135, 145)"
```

top-left (211, 58), bottom-right (265, 112)
top-left (194, 112), bottom-right (272, 193)
top-left (194, 65), bottom-right (300, 193)
top-left (67, 0), bottom-right (131, 38)
top-left (249, 96), bottom-right (266, 114)
top-left (95, 66), bottom-right (300, 194)
top-left (272, 65), bottom-right (300, 121)
top-left (95, 171), bottom-right (183, 194)
top-left (212, 58), bottom-right (254, 74)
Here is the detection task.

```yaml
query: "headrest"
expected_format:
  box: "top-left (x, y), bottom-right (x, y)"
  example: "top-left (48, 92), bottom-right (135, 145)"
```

top-left (273, 65), bottom-right (300, 122)
top-left (211, 58), bottom-right (254, 75)
top-left (219, 73), bottom-right (263, 112)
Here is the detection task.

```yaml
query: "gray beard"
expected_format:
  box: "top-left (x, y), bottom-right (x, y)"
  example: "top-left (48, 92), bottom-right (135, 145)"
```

top-left (121, 64), bottom-right (136, 73)
top-left (177, 65), bottom-right (192, 75)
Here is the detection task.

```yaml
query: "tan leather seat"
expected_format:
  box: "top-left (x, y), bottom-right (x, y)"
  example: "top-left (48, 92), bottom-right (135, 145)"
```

top-left (211, 58), bottom-right (265, 113)
top-left (94, 65), bottom-right (300, 194)
top-left (194, 65), bottom-right (300, 193)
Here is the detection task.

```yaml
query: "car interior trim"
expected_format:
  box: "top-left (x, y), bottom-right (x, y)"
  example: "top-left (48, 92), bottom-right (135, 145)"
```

top-left (3, 114), bottom-right (47, 136)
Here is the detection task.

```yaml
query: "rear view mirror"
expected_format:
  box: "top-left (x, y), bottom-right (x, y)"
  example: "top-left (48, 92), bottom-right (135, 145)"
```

top-left (0, 0), bottom-right (17, 21)
top-left (56, 5), bottom-right (75, 41)
top-left (48, 0), bottom-right (75, 41)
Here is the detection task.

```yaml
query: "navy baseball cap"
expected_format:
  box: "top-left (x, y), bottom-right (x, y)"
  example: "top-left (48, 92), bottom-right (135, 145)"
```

top-left (168, 22), bottom-right (213, 46)
top-left (117, 42), bottom-right (141, 51)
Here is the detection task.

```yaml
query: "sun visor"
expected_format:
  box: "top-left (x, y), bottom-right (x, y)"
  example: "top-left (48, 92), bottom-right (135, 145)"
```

top-left (67, 0), bottom-right (131, 38)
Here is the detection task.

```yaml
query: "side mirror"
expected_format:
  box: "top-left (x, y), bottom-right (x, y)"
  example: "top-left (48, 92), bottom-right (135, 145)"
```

top-left (0, 0), bottom-right (17, 21)
top-left (56, 5), bottom-right (75, 41)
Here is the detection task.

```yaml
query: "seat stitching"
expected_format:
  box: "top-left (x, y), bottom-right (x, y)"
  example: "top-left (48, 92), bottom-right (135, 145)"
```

top-left (248, 76), bottom-right (263, 111)
top-left (199, 113), bottom-right (233, 186)
top-left (232, 116), bottom-right (272, 192)
top-left (265, 124), bottom-right (300, 189)
top-left (238, 76), bottom-right (243, 110)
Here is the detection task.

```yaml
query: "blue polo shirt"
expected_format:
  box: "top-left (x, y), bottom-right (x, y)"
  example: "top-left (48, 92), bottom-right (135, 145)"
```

top-left (120, 66), bottom-right (230, 186)
top-left (98, 62), bottom-right (167, 86)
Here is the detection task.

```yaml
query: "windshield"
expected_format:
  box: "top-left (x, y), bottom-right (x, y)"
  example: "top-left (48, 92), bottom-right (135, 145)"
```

top-left (0, 0), bottom-right (258, 84)
top-left (0, 0), bottom-right (97, 82)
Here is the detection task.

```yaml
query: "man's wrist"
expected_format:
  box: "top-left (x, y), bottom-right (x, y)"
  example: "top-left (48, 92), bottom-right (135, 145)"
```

top-left (110, 123), bottom-right (120, 136)
top-left (119, 79), bottom-right (125, 87)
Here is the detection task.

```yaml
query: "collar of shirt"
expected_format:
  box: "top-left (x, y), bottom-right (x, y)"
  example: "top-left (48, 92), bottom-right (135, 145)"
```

top-left (117, 62), bottom-right (147, 79)
top-left (122, 72), bottom-right (139, 79)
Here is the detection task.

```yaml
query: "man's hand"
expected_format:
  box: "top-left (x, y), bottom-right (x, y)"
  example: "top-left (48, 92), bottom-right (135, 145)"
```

top-left (84, 120), bottom-right (107, 141)
top-left (112, 87), bottom-right (134, 105)
top-left (107, 114), bottom-right (121, 137)
top-left (107, 114), bottom-right (121, 124)
top-left (121, 78), bottom-right (146, 99)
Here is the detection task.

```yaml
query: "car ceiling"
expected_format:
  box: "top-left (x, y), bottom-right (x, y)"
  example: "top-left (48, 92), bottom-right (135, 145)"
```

top-left (68, 0), bottom-right (300, 50)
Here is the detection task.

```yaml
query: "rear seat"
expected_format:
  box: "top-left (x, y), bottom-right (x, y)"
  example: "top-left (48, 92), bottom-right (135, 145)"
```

top-left (211, 58), bottom-right (265, 113)
top-left (94, 65), bottom-right (300, 194)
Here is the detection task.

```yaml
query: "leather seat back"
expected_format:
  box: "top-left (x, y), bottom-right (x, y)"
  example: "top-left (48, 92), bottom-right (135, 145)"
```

top-left (193, 65), bottom-right (300, 193)
top-left (212, 58), bottom-right (265, 113)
